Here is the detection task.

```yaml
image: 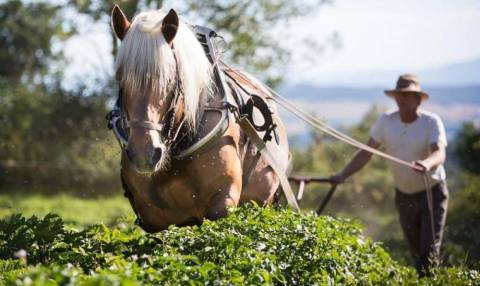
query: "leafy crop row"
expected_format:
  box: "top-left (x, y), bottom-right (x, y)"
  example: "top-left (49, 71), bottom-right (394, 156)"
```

top-left (0, 205), bottom-right (478, 285)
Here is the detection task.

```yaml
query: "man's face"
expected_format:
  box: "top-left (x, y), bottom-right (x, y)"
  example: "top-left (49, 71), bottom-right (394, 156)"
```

top-left (393, 92), bottom-right (421, 112)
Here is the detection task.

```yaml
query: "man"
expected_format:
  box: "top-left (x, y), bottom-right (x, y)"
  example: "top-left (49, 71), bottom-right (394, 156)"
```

top-left (330, 74), bottom-right (448, 275)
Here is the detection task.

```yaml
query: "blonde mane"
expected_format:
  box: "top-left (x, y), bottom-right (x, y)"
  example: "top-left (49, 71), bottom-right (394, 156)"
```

top-left (115, 10), bottom-right (214, 128)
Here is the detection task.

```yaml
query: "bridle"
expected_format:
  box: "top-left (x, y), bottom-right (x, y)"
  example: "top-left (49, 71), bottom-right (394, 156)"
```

top-left (108, 25), bottom-right (224, 159)
top-left (116, 51), bottom-right (187, 154)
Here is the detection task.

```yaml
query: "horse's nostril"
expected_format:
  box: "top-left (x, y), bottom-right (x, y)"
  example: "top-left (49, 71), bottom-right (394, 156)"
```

top-left (152, 147), bottom-right (163, 165)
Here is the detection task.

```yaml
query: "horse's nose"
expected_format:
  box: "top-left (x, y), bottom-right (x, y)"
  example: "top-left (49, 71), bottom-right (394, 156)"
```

top-left (125, 145), bottom-right (159, 174)
top-left (152, 147), bottom-right (163, 166)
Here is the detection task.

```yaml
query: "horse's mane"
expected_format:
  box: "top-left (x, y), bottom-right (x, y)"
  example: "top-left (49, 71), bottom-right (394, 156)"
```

top-left (115, 10), bottom-right (214, 128)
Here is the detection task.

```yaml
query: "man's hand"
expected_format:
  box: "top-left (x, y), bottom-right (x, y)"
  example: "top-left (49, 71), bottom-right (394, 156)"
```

top-left (413, 160), bottom-right (431, 174)
top-left (329, 137), bottom-right (380, 186)
top-left (330, 173), bottom-right (346, 186)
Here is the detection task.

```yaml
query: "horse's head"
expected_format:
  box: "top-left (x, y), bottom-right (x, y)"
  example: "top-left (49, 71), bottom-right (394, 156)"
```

top-left (112, 5), bottom-right (213, 174)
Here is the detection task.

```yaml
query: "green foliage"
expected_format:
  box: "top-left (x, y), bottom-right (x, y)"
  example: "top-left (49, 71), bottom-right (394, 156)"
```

top-left (0, 0), bottom-right (120, 194)
top-left (444, 173), bottom-right (480, 267)
top-left (183, 0), bottom-right (332, 85)
top-left (293, 106), bottom-right (395, 220)
top-left (0, 82), bottom-right (120, 193)
top-left (0, 0), bottom-right (72, 83)
top-left (0, 206), bottom-right (478, 285)
top-left (292, 108), bottom-right (480, 269)
top-left (454, 122), bottom-right (480, 174)
top-left (0, 194), bottom-right (132, 227)
top-left (71, 0), bottom-right (333, 85)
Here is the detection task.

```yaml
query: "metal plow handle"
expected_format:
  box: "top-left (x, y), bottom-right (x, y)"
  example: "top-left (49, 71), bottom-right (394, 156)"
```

top-left (288, 176), bottom-right (337, 215)
top-left (316, 185), bottom-right (337, 215)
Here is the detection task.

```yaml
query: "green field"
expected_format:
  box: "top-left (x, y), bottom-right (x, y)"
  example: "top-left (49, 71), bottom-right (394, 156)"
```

top-left (0, 195), bottom-right (479, 285)
top-left (0, 193), bottom-right (133, 227)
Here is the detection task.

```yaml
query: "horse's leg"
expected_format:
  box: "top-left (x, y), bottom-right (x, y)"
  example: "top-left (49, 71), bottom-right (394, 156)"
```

top-left (195, 124), bottom-right (243, 220)
top-left (204, 143), bottom-right (243, 220)
top-left (204, 183), bottom-right (241, 220)
top-left (239, 145), bottom-right (280, 205)
top-left (240, 117), bottom-right (289, 205)
top-left (121, 154), bottom-right (205, 232)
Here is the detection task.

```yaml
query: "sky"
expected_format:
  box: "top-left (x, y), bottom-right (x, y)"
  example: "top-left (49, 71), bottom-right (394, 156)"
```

top-left (285, 0), bottom-right (480, 84)
top-left (58, 0), bottom-right (480, 141)
top-left (63, 0), bottom-right (480, 89)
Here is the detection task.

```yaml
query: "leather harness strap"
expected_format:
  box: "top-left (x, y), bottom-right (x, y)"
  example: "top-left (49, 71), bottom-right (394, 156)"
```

top-left (127, 120), bottom-right (164, 131)
top-left (108, 25), bottom-right (302, 221)
top-left (224, 69), bottom-right (271, 99)
top-left (236, 115), bottom-right (300, 212)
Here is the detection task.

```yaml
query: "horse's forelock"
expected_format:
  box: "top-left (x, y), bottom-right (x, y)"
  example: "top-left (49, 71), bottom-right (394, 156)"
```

top-left (115, 10), bottom-right (214, 129)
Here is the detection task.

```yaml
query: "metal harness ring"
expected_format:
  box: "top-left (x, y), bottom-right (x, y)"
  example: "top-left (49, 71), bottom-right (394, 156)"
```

top-left (245, 94), bottom-right (273, 132)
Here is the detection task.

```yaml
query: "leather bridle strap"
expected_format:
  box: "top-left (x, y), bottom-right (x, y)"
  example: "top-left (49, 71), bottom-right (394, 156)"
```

top-left (121, 50), bottom-right (184, 141)
top-left (127, 120), bottom-right (165, 132)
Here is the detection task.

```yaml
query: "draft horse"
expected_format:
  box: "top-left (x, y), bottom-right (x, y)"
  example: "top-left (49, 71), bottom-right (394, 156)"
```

top-left (111, 6), bottom-right (290, 232)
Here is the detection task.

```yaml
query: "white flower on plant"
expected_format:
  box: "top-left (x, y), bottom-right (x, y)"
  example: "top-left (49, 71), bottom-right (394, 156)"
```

top-left (14, 249), bottom-right (27, 259)
top-left (23, 277), bottom-right (32, 285)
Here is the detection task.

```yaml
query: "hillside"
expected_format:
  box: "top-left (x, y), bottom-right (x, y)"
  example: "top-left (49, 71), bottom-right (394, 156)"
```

top-left (303, 58), bottom-right (480, 87)
top-left (277, 84), bottom-right (480, 147)
top-left (1, 205), bottom-right (478, 285)
top-left (280, 84), bottom-right (480, 104)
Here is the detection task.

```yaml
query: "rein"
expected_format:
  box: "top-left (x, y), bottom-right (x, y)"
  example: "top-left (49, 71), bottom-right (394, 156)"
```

top-left (222, 61), bottom-right (438, 259)
top-left (222, 60), bottom-right (424, 172)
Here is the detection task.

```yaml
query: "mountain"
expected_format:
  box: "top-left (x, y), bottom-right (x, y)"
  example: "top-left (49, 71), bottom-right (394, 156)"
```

top-left (299, 58), bottom-right (480, 87)
top-left (421, 58), bottom-right (480, 87)
top-left (277, 84), bottom-right (480, 148)
top-left (280, 84), bottom-right (480, 104)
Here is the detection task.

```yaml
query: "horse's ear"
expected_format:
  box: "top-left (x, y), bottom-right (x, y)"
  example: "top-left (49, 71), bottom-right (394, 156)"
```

top-left (161, 9), bottom-right (179, 45)
top-left (111, 5), bottom-right (131, 40)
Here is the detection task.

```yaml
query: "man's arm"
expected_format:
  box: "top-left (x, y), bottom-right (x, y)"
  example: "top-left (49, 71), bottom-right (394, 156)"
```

top-left (414, 142), bottom-right (446, 172)
top-left (330, 137), bottom-right (381, 184)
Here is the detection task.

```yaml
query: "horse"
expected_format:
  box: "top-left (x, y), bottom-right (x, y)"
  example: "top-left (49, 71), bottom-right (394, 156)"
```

top-left (111, 5), bottom-right (290, 232)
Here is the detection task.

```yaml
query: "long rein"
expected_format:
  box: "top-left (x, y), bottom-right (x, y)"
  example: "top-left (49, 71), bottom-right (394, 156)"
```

top-left (220, 61), bottom-right (438, 258)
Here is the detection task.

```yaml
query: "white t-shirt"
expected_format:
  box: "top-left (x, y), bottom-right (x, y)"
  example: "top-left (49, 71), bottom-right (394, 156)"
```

top-left (370, 109), bottom-right (447, 194)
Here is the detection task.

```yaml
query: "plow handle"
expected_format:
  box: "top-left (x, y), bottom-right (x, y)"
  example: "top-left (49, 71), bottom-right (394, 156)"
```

top-left (316, 185), bottom-right (337, 215)
top-left (288, 176), bottom-right (337, 215)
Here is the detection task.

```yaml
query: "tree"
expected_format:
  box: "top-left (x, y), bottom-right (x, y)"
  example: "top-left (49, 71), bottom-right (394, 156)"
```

top-left (183, 0), bottom-right (333, 86)
top-left (0, 1), bottom-right (117, 194)
top-left (0, 0), bottom-right (72, 84)
top-left (0, 0), bottom-right (336, 194)
top-left (69, 0), bottom-right (146, 57)
top-left (454, 122), bottom-right (480, 174)
top-left (70, 0), bottom-right (334, 86)
top-left (0, 82), bottom-right (117, 193)
top-left (439, 121), bottom-right (480, 266)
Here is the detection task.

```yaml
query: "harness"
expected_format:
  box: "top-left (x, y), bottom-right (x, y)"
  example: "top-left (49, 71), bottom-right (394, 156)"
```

top-left (106, 54), bottom-right (185, 152)
top-left (106, 26), bottom-right (299, 227)
top-left (106, 25), bottom-right (284, 164)
top-left (106, 26), bottom-right (238, 160)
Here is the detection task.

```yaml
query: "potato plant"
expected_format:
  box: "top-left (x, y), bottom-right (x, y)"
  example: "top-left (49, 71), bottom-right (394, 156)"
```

top-left (0, 205), bottom-right (478, 285)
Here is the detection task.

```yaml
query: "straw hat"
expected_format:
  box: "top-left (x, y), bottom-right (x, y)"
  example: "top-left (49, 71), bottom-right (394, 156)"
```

top-left (384, 74), bottom-right (429, 101)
